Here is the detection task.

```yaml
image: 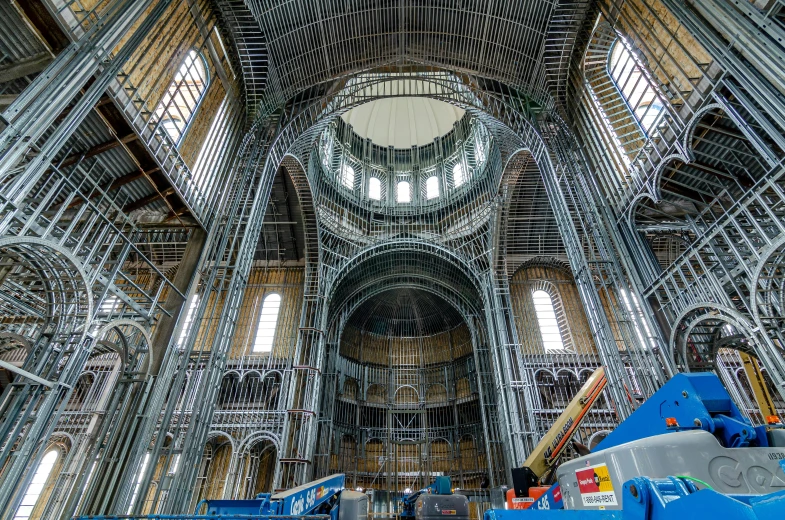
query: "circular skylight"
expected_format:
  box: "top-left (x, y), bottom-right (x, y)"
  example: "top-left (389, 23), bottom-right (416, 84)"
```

top-left (341, 97), bottom-right (465, 148)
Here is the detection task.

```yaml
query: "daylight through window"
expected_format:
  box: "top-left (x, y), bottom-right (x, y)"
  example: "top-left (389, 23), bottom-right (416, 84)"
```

top-left (453, 163), bottom-right (465, 187)
top-left (154, 50), bottom-right (209, 143)
top-left (14, 450), bottom-right (58, 520)
top-left (608, 40), bottom-right (664, 132)
top-left (426, 176), bottom-right (439, 199)
top-left (368, 177), bottom-right (381, 200)
top-left (532, 290), bottom-right (564, 351)
top-left (340, 164), bottom-right (354, 189)
top-left (397, 181), bottom-right (411, 203)
top-left (253, 293), bottom-right (282, 353)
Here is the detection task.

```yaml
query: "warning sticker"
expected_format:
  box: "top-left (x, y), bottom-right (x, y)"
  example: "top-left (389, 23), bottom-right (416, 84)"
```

top-left (552, 485), bottom-right (562, 503)
top-left (510, 497), bottom-right (533, 510)
top-left (575, 463), bottom-right (617, 507)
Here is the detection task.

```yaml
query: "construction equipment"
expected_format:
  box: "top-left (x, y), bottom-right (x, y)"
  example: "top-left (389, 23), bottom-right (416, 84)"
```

top-left (486, 372), bottom-right (785, 518)
top-left (508, 367), bottom-right (607, 508)
top-left (399, 476), bottom-right (468, 520)
top-left (191, 473), bottom-right (367, 520)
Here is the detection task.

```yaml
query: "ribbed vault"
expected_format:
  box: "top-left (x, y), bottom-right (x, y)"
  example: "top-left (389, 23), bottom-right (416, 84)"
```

top-left (219, 1), bottom-right (597, 120)
top-left (345, 288), bottom-right (464, 338)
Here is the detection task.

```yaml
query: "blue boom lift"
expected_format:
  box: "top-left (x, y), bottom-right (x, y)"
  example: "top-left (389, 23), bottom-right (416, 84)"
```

top-left (77, 374), bottom-right (783, 520)
top-left (486, 372), bottom-right (785, 519)
top-left (192, 473), bottom-right (359, 520)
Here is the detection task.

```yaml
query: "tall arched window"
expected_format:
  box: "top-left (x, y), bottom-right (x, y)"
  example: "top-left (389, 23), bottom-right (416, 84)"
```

top-left (397, 181), bottom-right (411, 203)
top-left (340, 164), bottom-right (354, 189)
top-left (155, 49), bottom-right (209, 144)
top-left (425, 176), bottom-right (439, 199)
top-left (532, 290), bottom-right (564, 351)
top-left (14, 450), bottom-right (58, 520)
top-left (368, 177), bottom-right (381, 200)
top-left (609, 40), bottom-right (664, 132)
top-left (177, 295), bottom-right (200, 347)
top-left (253, 293), bottom-right (281, 353)
top-left (452, 163), bottom-right (465, 187)
top-left (127, 452), bottom-right (150, 514)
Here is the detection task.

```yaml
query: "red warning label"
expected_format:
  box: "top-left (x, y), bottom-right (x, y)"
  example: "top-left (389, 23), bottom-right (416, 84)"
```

top-left (575, 463), bottom-right (617, 507)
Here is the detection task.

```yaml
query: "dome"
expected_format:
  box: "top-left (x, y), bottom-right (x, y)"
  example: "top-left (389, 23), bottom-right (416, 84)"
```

top-left (339, 288), bottom-right (472, 367)
top-left (341, 97), bottom-right (465, 148)
top-left (345, 288), bottom-right (464, 337)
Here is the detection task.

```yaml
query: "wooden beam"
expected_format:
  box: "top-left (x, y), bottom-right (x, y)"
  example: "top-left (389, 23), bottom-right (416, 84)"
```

top-left (56, 167), bottom-right (161, 211)
top-left (123, 187), bottom-right (176, 213)
top-left (0, 53), bottom-right (52, 83)
top-left (14, 1), bottom-right (69, 53)
top-left (0, 95), bottom-right (17, 108)
top-left (54, 134), bottom-right (137, 170)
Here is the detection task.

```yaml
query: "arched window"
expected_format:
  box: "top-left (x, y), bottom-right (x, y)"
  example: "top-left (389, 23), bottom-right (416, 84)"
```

top-left (127, 452), bottom-right (150, 514)
top-left (14, 450), bottom-right (58, 520)
top-left (397, 181), bottom-right (411, 203)
top-left (253, 293), bottom-right (281, 353)
top-left (452, 163), bottom-right (465, 187)
top-left (532, 290), bottom-right (564, 351)
top-left (425, 176), bottom-right (439, 199)
top-left (340, 164), bottom-right (354, 189)
top-left (320, 129), bottom-right (334, 170)
top-left (155, 49), bottom-right (209, 144)
top-left (177, 295), bottom-right (200, 347)
top-left (474, 135), bottom-right (486, 164)
top-left (609, 40), bottom-right (664, 132)
top-left (368, 177), bottom-right (381, 200)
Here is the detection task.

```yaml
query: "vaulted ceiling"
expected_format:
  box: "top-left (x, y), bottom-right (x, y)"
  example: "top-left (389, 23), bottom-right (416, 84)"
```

top-left (215, 0), bottom-right (597, 118)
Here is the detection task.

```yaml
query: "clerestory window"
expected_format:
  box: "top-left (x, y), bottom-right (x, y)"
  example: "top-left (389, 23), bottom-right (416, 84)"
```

top-left (14, 450), bottom-right (58, 520)
top-left (253, 293), bottom-right (281, 353)
top-left (532, 290), bottom-right (565, 351)
top-left (340, 164), bottom-right (354, 189)
top-left (452, 163), bottom-right (465, 187)
top-left (608, 40), bottom-right (664, 133)
top-left (397, 181), bottom-right (411, 203)
top-left (426, 176), bottom-right (439, 199)
top-left (368, 177), bottom-right (381, 200)
top-left (155, 50), bottom-right (209, 144)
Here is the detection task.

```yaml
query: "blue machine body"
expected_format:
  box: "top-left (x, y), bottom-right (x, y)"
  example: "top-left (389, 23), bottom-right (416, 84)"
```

top-left (193, 473), bottom-right (346, 519)
top-left (399, 475), bottom-right (453, 519)
top-left (484, 476), bottom-right (785, 519)
top-left (594, 373), bottom-right (774, 451)
top-left (493, 372), bottom-right (785, 517)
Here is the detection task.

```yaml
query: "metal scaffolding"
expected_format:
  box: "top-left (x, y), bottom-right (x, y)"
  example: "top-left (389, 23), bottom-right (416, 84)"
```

top-left (0, 1), bottom-right (784, 519)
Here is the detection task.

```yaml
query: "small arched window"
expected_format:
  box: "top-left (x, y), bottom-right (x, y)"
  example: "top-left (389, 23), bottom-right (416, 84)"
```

top-left (15, 450), bottom-right (58, 520)
top-left (474, 136), bottom-right (486, 164)
top-left (609, 40), bottom-right (664, 132)
top-left (320, 129), bottom-right (334, 170)
top-left (340, 164), bottom-right (354, 189)
top-left (253, 293), bottom-right (281, 353)
top-left (368, 177), bottom-right (381, 200)
top-left (426, 176), bottom-right (439, 199)
top-left (532, 290), bottom-right (564, 351)
top-left (155, 49), bottom-right (209, 144)
top-left (452, 163), bottom-right (465, 187)
top-left (397, 181), bottom-right (411, 203)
